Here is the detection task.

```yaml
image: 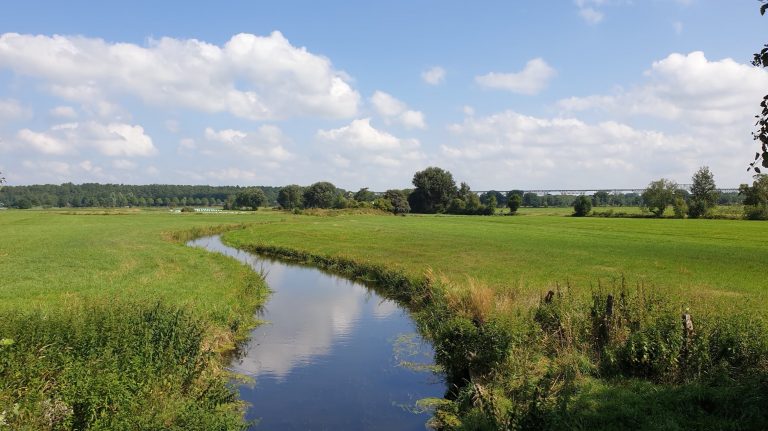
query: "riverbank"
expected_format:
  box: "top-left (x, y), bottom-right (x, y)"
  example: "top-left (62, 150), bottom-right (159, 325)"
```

top-left (0, 210), bottom-right (275, 429)
top-left (223, 212), bottom-right (768, 429)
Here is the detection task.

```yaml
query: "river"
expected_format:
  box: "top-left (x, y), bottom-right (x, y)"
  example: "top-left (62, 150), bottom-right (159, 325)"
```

top-left (187, 235), bottom-right (444, 430)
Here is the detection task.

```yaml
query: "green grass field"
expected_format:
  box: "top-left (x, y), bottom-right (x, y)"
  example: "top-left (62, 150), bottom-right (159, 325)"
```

top-left (224, 209), bottom-right (768, 312)
top-left (2, 208), bottom-right (767, 429)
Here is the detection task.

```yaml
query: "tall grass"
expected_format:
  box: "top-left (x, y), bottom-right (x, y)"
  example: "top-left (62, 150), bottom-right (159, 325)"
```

top-left (0, 302), bottom-right (247, 430)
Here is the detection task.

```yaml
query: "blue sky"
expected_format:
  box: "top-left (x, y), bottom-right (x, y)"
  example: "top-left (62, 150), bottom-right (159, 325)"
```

top-left (0, 1), bottom-right (765, 190)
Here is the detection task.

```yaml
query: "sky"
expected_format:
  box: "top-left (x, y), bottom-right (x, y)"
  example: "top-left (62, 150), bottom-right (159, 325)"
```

top-left (0, 0), bottom-right (766, 190)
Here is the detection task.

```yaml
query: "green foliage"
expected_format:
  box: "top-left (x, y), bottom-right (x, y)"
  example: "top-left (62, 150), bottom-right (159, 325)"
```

top-left (507, 194), bottom-right (522, 214)
top-left (0, 303), bottom-right (247, 430)
top-left (302, 181), bottom-right (339, 209)
top-left (353, 187), bottom-right (377, 202)
top-left (234, 188), bottom-right (267, 210)
top-left (277, 184), bottom-right (303, 210)
top-left (572, 195), bottom-right (592, 217)
top-left (479, 190), bottom-right (506, 208)
top-left (409, 167), bottom-right (457, 213)
top-left (642, 178), bottom-right (678, 217)
top-left (672, 191), bottom-right (688, 219)
top-left (688, 166), bottom-right (718, 218)
top-left (382, 189), bottom-right (410, 215)
top-left (740, 175), bottom-right (768, 220)
top-left (750, 2), bottom-right (768, 174)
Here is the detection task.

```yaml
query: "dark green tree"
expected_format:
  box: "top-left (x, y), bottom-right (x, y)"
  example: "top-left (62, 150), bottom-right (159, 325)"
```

top-left (303, 181), bottom-right (338, 208)
top-left (277, 184), bottom-right (304, 209)
top-left (688, 166), bottom-right (719, 218)
top-left (508, 194), bottom-right (522, 214)
top-left (479, 190), bottom-right (506, 208)
top-left (353, 187), bottom-right (376, 202)
top-left (750, 1), bottom-right (768, 173)
top-left (382, 189), bottom-right (410, 215)
top-left (235, 188), bottom-right (267, 210)
top-left (408, 167), bottom-right (457, 213)
top-left (572, 195), bottom-right (592, 217)
top-left (642, 178), bottom-right (678, 217)
top-left (740, 174), bottom-right (768, 219)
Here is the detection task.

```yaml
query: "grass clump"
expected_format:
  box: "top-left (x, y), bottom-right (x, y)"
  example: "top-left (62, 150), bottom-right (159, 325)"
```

top-left (0, 301), bottom-right (247, 430)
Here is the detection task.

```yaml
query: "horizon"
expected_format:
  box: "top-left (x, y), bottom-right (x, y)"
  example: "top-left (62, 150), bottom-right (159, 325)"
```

top-left (0, 1), bottom-right (765, 190)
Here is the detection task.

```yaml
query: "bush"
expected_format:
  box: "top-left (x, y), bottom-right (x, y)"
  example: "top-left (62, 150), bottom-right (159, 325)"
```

top-left (508, 194), bottom-right (522, 214)
top-left (572, 196), bottom-right (592, 216)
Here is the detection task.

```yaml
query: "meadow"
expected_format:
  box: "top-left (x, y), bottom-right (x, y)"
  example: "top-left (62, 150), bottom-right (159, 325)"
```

top-left (225, 208), bottom-right (768, 312)
top-left (2, 207), bottom-right (767, 429)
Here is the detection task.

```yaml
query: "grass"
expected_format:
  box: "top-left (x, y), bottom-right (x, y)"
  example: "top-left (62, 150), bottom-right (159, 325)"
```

top-left (221, 209), bottom-right (768, 429)
top-left (0, 208), bottom-right (282, 429)
top-left (2, 207), bottom-right (767, 429)
top-left (223, 209), bottom-right (768, 312)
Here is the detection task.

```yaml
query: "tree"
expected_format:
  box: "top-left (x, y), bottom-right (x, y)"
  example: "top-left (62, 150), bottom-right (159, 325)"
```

top-left (522, 192), bottom-right (541, 208)
top-left (592, 190), bottom-right (610, 207)
top-left (486, 194), bottom-right (497, 215)
top-left (572, 195), bottom-right (592, 217)
top-left (382, 189), bottom-right (410, 215)
top-left (740, 174), bottom-right (768, 220)
top-left (408, 167), bottom-right (457, 213)
top-left (479, 190), bottom-right (506, 208)
top-left (235, 188), bottom-right (267, 210)
top-left (688, 166), bottom-right (719, 218)
top-left (508, 194), bottom-right (522, 214)
top-left (642, 178), bottom-right (678, 217)
top-left (303, 181), bottom-right (338, 208)
top-left (353, 187), bottom-right (376, 203)
top-left (277, 184), bottom-right (304, 210)
top-left (750, 1), bottom-right (768, 174)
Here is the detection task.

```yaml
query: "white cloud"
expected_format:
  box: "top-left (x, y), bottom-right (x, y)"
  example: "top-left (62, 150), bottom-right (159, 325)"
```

top-left (475, 58), bottom-right (556, 95)
top-left (13, 121), bottom-right (157, 157)
top-left (203, 125), bottom-right (293, 162)
top-left (17, 129), bottom-right (70, 155)
top-left (421, 66), bottom-right (446, 85)
top-left (22, 160), bottom-right (71, 176)
top-left (369, 91), bottom-right (427, 129)
top-left (0, 99), bottom-right (30, 122)
top-left (112, 159), bottom-right (137, 170)
top-left (316, 119), bottom-right (425, 186)
top-left (579, 7), bottom-right (604, 24)
top-left (557, 52), bottom-right (768, 131)
top-left (0, 32), bottom-right (360, 121)
top-left (49, 105), bottom-right (77, 119)
top-left (444, 108), bottom-right (751, 189)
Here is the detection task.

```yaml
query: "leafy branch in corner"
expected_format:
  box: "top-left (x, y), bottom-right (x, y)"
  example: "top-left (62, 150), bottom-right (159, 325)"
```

top-left (750, 1), bottom-right (768, 174)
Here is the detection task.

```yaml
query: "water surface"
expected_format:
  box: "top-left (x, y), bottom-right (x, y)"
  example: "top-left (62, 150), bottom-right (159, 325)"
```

top-left (188, 235), bottom-right (443, 430)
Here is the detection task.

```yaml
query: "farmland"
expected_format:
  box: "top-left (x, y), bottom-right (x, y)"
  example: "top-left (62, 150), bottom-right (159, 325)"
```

top-left (1, 208), bottom-right (767, 429)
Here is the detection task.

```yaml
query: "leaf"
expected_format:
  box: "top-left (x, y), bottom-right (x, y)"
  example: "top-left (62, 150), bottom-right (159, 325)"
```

top-left (762, 158), bottom-right (768, 168)
top-left (756, 167), bottom-right (762, 174)
top-left (761, 3), bottom-right (768, 15)
top-left (756, 152), bottom-right (761, 161)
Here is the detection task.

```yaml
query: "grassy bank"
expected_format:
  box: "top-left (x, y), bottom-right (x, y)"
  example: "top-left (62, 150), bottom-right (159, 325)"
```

top-left (223, 211), bottom-right (768, 429)
top-left (0, 209), bottom-right (280, 429)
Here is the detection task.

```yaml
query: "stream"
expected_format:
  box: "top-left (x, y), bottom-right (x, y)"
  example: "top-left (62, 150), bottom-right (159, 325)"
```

top-left (187, 235), bottom-right (444, 430)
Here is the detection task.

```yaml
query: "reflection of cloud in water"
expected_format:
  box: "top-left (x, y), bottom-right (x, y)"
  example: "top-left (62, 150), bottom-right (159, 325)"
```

top-left (189, 236), bottom-right (410, 381)
top-left (371, 298), bottom-right (399, 320)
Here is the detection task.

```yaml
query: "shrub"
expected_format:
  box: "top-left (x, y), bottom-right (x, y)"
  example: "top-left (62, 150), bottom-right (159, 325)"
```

top-left (508, 194), bottom-right (522, 214)
top-left (572, 196), bottom-right (592, 217)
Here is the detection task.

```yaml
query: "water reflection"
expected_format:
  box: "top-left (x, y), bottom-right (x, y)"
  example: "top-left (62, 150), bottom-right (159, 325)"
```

top-left (188, 236), bottom-right (443, 430)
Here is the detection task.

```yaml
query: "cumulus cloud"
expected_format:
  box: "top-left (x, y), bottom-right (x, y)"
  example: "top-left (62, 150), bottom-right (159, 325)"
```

top-left (12, 121), bottom-right (156, 157)
top-left (316, 119), bottom-right (425, 187)
top-left (369, 91), bottom-right (426, 129)
top-left (443, 110), bottom-right (748, 188)
top-left (0, 99), bottom-right (30, 122)
top-left (557, 52), bottom-right (768, 131)
top-left (203, 125), bottom-right (293, 163)
top-left (421, 66), bottom-right (446, 85)
top-left (0, 32), bottom-right (360, 121)
top-left (49, 105), bottom-right (78, 119)
top-left (475, 58), bottom-right (556, 95)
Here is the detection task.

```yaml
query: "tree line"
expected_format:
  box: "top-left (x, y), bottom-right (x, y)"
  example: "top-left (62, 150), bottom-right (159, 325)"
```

top-left (0, 183), bottom-right (282, 209)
